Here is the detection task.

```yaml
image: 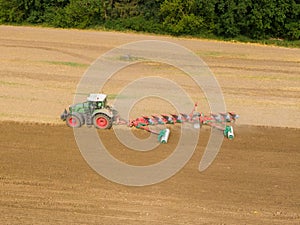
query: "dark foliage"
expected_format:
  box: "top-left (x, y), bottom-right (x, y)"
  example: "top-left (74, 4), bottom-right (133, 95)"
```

top-left (0, 0), bottom-right (299, 41)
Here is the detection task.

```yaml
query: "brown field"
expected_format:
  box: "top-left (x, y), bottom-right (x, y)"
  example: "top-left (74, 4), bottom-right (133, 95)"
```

top-left (0, 25), bottom-right (299, 224)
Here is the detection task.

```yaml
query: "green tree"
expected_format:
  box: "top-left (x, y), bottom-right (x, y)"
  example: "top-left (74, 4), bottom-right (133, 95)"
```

top-left (214, 0), bottom-right (240, 37)
top-left (0, 0), bottom-right (31, 23)
top-left (42, 0), bottom-right (70, 27)
top-left (63, 0), bottom-right (103, 28)
top-left (282, 0), bottom-right (300, 40)
top-left (139, 0), bottom-right (164, 21)
top-left (194, 0), bottom-right (218, 34)
top-left (111, 0), bottom-right (140, 19)
top-left (160, 0), bottom-right (205, 35)
top-left (0, 0), bottom-right (299, 41)
top-left (0, 0), bottom-right (70, 24)
top-left (100, 0), bottom-right (113, 20)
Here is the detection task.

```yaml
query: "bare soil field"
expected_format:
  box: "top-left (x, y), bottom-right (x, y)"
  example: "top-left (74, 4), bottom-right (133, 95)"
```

top-left (0, 122), bottom-right (299, 224)
top-left (0, 25), bottom-right (299, 224)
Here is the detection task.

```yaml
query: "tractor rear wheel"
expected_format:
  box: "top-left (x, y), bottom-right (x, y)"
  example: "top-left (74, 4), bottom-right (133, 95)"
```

top-left (93, 114), bottom-right (112, 129)
top-left (66, 115), bottom-right (81, 128)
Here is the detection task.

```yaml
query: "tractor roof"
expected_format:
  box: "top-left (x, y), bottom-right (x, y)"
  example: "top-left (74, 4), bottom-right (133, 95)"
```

top-left (87, 93), bottom-right (107, 102)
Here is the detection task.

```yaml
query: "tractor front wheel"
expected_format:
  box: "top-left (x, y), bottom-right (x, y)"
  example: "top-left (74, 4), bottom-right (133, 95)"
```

top-left (93, 114), bottom-right (112, 129)
top-left (66, 115), bottom-right (81, 128)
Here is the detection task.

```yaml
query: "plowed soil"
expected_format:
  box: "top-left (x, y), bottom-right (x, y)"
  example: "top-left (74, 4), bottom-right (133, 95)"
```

top-left (0, 122), bottom-right (299, 224)
top-left (0, 26), bottom-right (299, 224)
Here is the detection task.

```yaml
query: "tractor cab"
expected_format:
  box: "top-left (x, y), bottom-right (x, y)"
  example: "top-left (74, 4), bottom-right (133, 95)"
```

top-left (87, 93), bottom-right (107, 110)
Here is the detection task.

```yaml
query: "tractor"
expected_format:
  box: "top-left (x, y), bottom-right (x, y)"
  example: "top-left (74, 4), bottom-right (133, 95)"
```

top-left (60, 93), bottom-right (113, 129)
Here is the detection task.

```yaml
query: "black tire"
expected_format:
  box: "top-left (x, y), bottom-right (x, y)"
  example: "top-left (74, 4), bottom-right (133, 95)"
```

top-left (93, 114), bottom-right (112, 129)
top-left (66, 114), bottom-right (81, 128)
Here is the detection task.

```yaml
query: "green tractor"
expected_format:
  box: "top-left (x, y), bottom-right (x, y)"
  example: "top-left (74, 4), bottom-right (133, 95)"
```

top-left (60, 93), bottom-right (113, 129)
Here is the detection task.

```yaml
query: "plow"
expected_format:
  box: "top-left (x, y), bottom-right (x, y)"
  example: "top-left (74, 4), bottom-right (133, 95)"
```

top-left (61, 93), bottom-right (239, 143)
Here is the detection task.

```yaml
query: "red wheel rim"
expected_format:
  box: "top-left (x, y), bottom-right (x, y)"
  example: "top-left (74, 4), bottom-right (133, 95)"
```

top-left (69, 117), bottom-right (77, 127)
top-left (68, 117), bottom-right (77, 126)
top-left (96, 117), bottom-right (108, 128)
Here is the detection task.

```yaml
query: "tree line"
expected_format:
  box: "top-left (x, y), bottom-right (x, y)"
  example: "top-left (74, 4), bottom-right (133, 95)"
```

top-left (0, 0), bottom-right (299, 41)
